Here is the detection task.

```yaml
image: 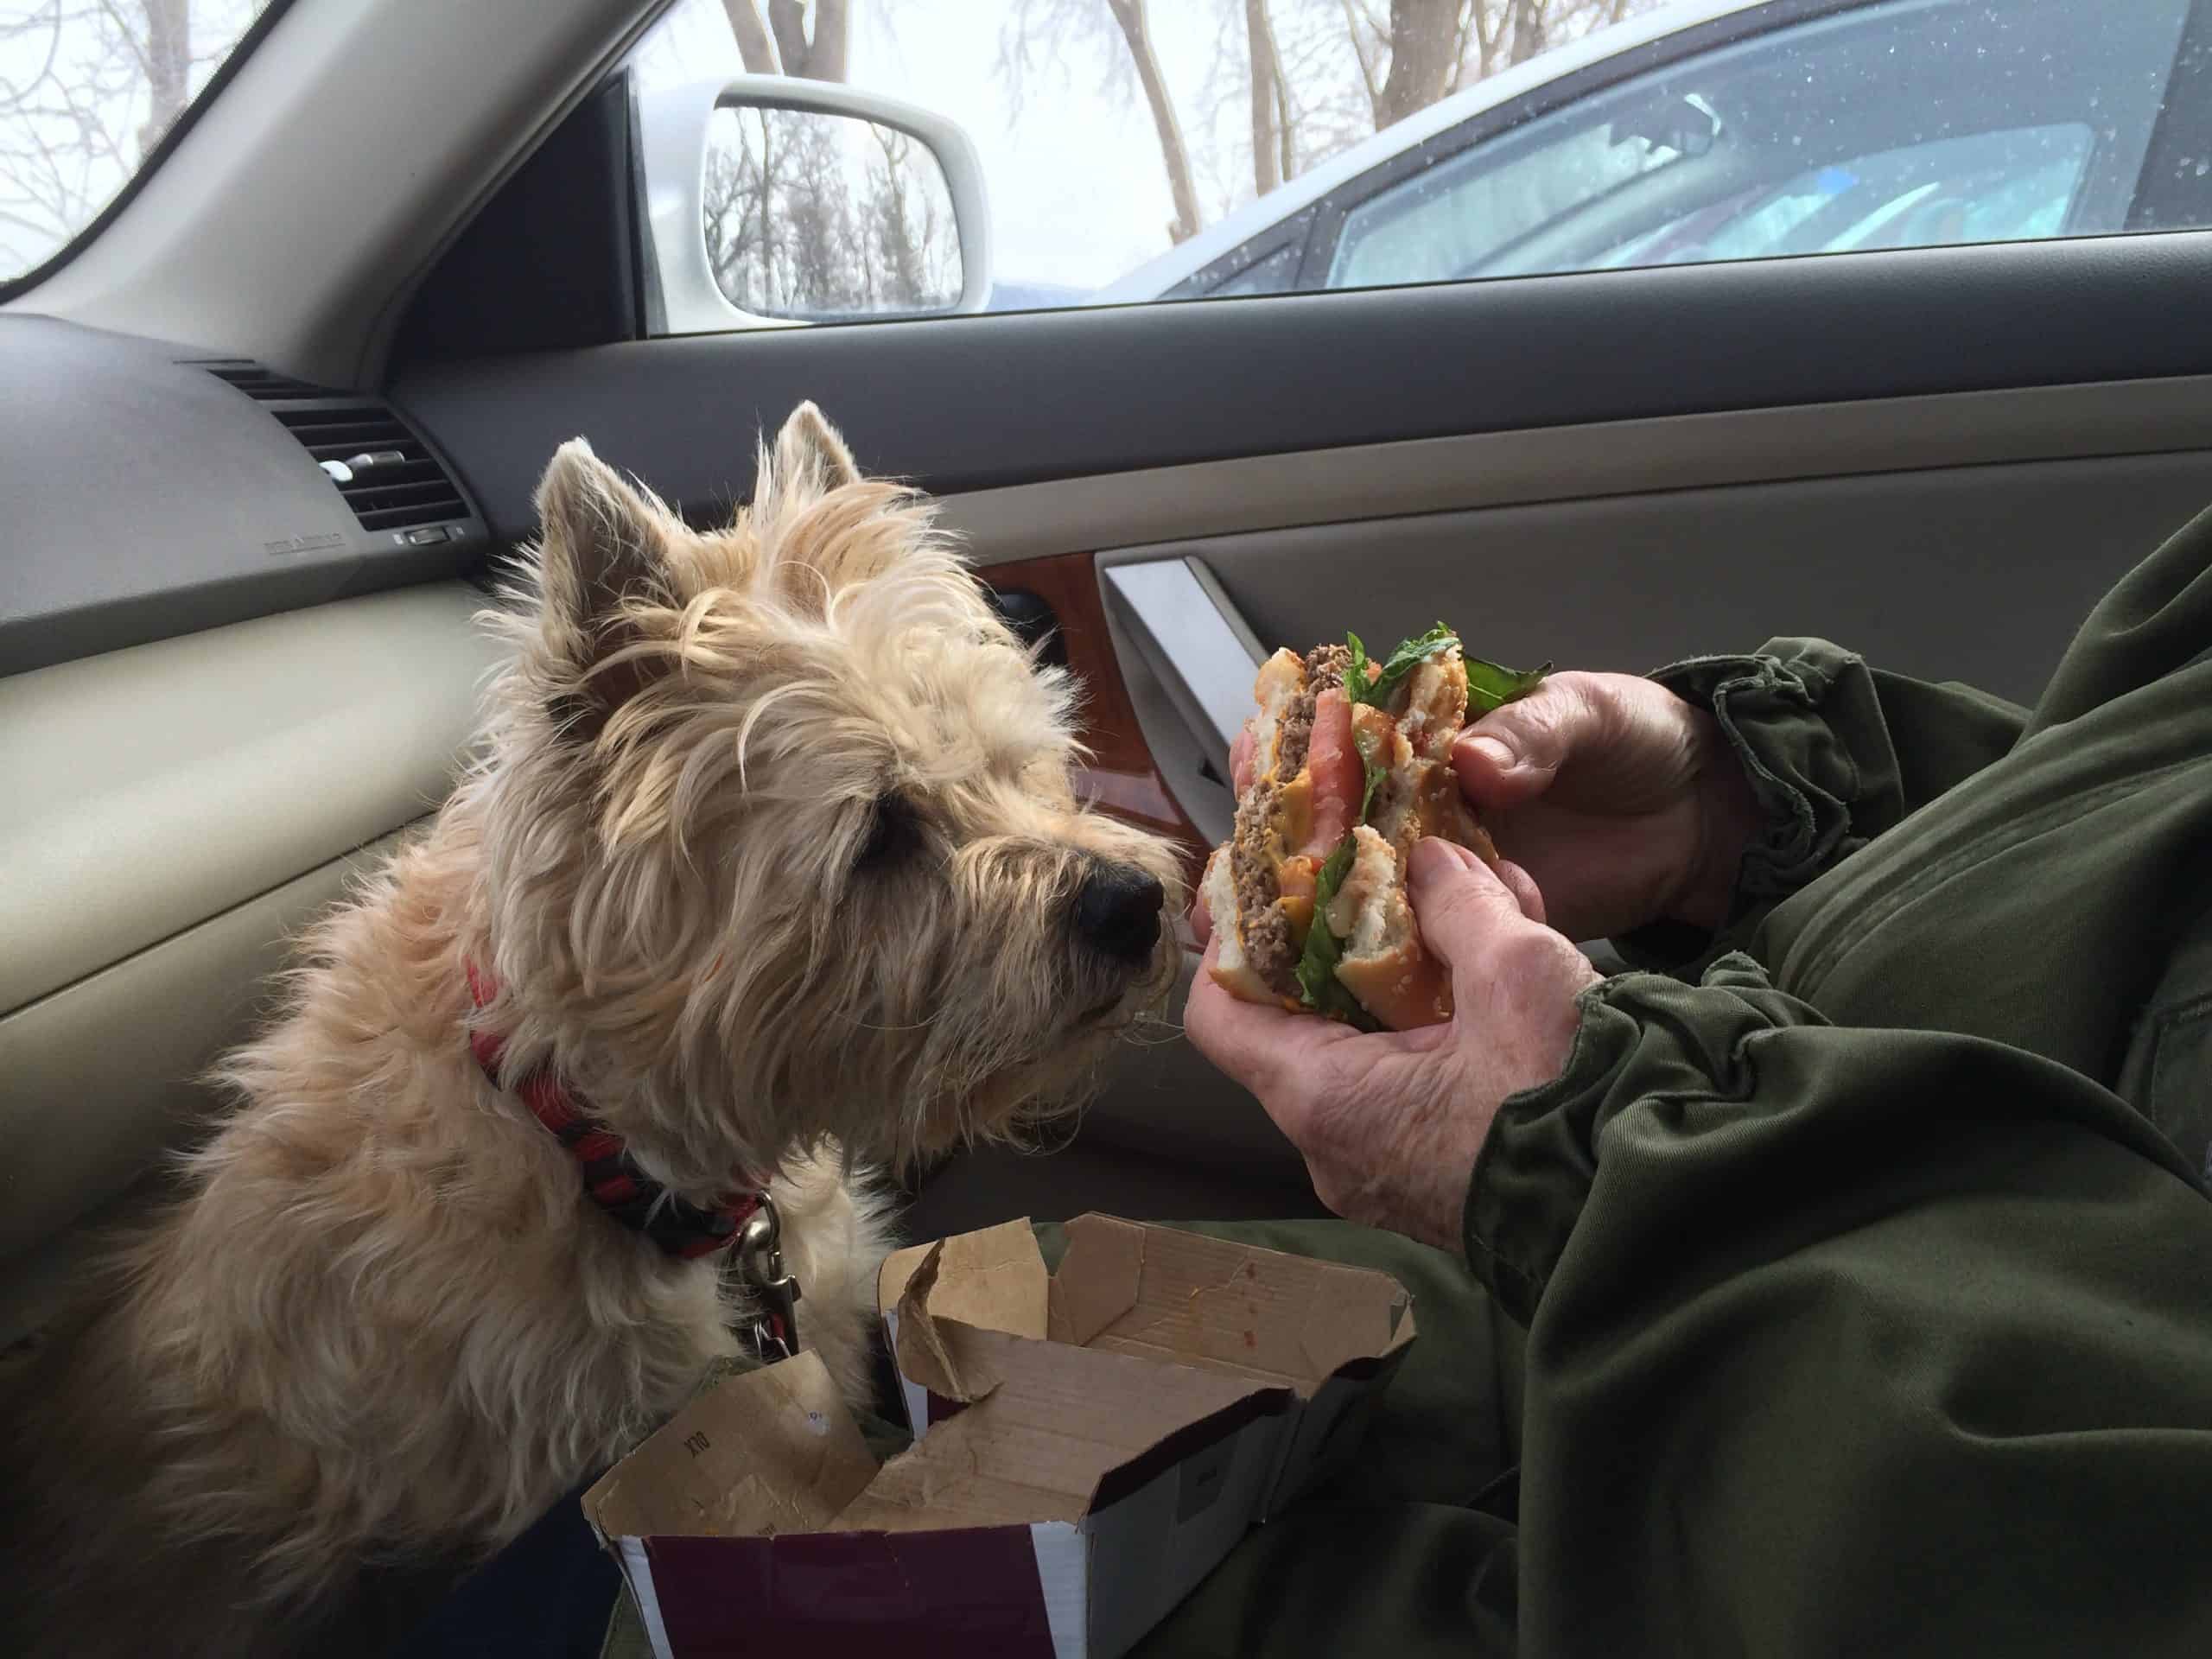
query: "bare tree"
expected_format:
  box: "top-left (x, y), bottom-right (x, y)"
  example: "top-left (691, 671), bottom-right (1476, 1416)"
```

top-left (1506, 0), bottom-right (1548, 66)
top-left (720, 0), bottom-right (848, 80)
top-left (1244, 0), bottom-right (1288, 196)
top-left (0, 0), bottom-right (237, 274)
top-left (770, 0), bottom-right (848, 81)
top-left (721, 0), bottom-right (780, 74)
top-left (1332, 0), bottom-right (1668, 124)
top-left (136, 0), bottom-right (189, 153)
top-left (1372, 0), bottom-right (1458, 128)
top-left (1001, 0), bottom-right (1670, 264)
top-left (702, 106), bottom-right (956, 319)
top-left (1002, 0), bottom-right (1205, 244)
top-left (1104, 0), bottom-right (1202, 243)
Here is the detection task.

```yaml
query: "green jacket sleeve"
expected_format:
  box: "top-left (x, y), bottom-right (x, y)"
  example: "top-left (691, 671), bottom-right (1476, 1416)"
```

top-left (1466, 958), bottom-right (2212, 1656)
top-left (1617, 642), bottom-right (2027, 969)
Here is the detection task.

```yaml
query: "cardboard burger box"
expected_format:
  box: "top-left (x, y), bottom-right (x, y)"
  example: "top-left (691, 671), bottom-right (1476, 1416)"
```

top-left (584, 1216), bottom-right (1414, 1659)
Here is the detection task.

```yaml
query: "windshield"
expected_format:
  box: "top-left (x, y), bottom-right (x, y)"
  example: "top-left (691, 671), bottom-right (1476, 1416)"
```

top-left (0, 0), bottom-right (278, 285)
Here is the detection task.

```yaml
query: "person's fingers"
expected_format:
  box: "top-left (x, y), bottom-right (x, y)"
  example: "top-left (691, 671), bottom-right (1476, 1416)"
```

top-left (1182, 935), bottom-right (1345, 1103)
top-left (1492, 856), bottom-right (1547, 926)
top-left (1450, 677), bottom-right (1598, 810)
top-left (1230, 721), bottom-right (1256, 797)
top-left (1405, 837), bottom-right (1524, 991)
top-left (1187, 881), bottom-right (1214, 948)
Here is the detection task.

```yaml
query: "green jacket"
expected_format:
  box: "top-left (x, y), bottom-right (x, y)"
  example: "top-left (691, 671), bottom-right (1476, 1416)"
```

top-left (1466, 504), bottom-right (2212, 1653)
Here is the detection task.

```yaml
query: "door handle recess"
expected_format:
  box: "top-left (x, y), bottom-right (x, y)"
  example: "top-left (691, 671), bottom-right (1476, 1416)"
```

top-left (1099, 557), bottom-right (1265, 762)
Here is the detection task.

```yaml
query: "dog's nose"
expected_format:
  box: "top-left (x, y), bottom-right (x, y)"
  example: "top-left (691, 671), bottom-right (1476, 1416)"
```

top-left (1072, 861), bottom-right (1166, 964)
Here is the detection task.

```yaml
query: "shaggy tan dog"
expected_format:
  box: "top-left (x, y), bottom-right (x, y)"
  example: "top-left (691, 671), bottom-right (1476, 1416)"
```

top-left (1, 405), bottom-right (1181, 1656)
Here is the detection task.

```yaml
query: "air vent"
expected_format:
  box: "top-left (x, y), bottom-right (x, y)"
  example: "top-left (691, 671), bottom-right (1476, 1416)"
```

top-left (198, 361), bottom-right (471, 536)
top-left (270, 405), bottom-right (468, 532)
top-left (200, 362), bottom-right (339, 401)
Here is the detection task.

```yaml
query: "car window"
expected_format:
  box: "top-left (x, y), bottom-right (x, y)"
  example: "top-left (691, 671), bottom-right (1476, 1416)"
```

top-left (0, 0), bottom-right (279, 289)
top-left (626, 0), bottom-right (2209, 332)
top-left (1329, 112), bottom-right (1683, 289)
top-left (1586, 124), bottom-right (2091, 270)
top-left (1325, 0), bottom-right (2183, 289)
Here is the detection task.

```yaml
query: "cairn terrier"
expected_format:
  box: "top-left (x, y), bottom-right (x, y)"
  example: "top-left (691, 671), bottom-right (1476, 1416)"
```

top-left (2, 404), bottom-right (1182, 1656)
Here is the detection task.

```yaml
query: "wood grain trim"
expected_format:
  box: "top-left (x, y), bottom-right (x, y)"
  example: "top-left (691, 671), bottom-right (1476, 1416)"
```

top-left (985, 551), bottom-right (1211, 873)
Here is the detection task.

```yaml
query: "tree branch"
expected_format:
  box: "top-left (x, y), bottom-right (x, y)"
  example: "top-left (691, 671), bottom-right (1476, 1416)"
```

top-left (721, 0), bottom-right (779, 73)
top-left (1104, 0), bottom-right (1201, 242)
top-left (1245, 0), bottom-right (1281, 196)
top-left (1337, 0), bottom-right (1382, 124)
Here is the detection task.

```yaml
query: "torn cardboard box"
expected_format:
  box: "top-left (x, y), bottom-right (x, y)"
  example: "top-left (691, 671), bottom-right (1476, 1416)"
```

top-left (881, 1214), bottom-right (1417, 1518)
top-left (586, 1217), bottom-right (1414, 1659)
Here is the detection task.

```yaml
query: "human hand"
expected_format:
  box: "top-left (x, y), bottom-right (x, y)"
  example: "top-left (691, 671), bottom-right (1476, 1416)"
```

top-left (1184, 838), bottom-right (1599, 1251)
top-left (1450, 671), bottom-right (1756, 943)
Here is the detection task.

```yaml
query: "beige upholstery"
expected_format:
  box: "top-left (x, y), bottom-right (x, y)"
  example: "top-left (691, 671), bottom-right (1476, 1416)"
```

top-left (0, 584), bottom-right (499, 1278)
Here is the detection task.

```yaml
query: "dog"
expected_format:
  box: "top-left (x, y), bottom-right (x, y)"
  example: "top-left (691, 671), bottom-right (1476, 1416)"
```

top-left (1, 404), bottom-right (1183, 1656)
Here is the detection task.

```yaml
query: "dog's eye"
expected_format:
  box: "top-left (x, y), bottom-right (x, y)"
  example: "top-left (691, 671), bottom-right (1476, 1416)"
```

top-left (855, 795), bottom-right (924, 872)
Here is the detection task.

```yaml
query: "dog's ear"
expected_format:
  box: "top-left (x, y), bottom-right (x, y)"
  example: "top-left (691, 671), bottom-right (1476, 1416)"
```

top-left (532, 438), bottom-right (675, 739)
top-left (769, 401), bottom-right (861, 497)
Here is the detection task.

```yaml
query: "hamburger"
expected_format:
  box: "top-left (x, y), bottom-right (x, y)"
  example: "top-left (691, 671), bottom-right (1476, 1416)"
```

top-left (1199, 625), bottom-right (1546, 1031)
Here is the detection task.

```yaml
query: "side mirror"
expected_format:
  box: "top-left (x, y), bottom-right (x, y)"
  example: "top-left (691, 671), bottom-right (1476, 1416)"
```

top-left (636, 74), bottom-right (993, 334)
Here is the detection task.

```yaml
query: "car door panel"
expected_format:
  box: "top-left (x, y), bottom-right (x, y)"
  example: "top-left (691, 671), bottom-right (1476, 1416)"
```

top-left (386, 232), bottom-right (2212, 1231)
top-left (937, 375), bottom-right (2212, 566)
top-left (1053, 449), bottom-right (2212, 1202)
top-left (391, 232), bottom-right (2212, 543)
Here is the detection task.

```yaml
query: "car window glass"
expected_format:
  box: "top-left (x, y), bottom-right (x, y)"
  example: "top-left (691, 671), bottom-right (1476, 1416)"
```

top-left (625, 0), bottom-right (2206, 332)
top-left (0, 0), bottom-right (277, 289)
top-left (1332, 2), bottom-right (2183, 288)
top-left (1621, 124), bottom-right (2093, 264)
top-left (1329, 119), bottom-right (1680, 289)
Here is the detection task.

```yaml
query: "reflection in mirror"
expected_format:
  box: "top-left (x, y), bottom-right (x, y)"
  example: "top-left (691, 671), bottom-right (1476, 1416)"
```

top-left (702, 105), bottom-right (962, 321)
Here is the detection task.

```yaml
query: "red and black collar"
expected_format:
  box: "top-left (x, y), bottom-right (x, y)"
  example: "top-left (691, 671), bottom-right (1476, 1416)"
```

top-left (464, 963), bottom-right (763, 1262)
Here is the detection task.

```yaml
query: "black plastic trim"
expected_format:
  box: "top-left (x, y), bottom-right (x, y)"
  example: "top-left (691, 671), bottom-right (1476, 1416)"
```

top-left (2131, 0), bottom-right (2212, 232)
top-left (391, 73), bottom-right (645, 365)
top-left (393, 228), bottom-right (2212, 543)
top-left (0, 0), bottom-right (300, 304)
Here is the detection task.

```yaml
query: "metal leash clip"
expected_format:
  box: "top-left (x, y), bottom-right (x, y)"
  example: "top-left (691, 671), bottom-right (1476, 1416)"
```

top-left (736, 1197), bottom-right (803, 1361)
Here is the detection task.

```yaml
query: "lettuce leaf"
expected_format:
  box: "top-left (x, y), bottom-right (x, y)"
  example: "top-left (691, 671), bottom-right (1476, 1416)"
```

top-left (1359, 753), bottom-right (1386, 824)
top-left (1344, 622), bottom-right (1459, 709)
top-left (1352, 711), bottom-right (1389, 825)
top-left (1294, 835), bottom-right (1380, 1030)
top-left (1465, 655), bottom-right (1552, 715)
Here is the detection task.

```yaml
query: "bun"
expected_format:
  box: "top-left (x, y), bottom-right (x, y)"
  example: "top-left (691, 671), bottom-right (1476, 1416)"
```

top-left (1327, 825), bottom-right (1453, 1030)
top-left (1201, 626), bottom-right (1536, 1030)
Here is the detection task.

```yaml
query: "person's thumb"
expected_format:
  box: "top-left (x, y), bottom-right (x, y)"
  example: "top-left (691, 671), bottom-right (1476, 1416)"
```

top-left (1450, 677), bottom-right (1596, 809)
top-left (1407, 838), bottom-right (1523, 989)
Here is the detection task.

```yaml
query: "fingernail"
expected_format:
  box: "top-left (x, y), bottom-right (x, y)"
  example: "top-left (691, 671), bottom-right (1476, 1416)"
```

top-left (1463, 734), bottom-right (1514, 772)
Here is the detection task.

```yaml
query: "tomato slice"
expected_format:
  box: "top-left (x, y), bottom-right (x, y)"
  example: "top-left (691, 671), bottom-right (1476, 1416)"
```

top-left (1303, 687), bottom-right (1357, 855)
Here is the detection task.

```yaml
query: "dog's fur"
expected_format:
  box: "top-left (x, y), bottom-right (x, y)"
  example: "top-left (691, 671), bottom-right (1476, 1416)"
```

top-left (0, 406), bottom-right (1181, 1656)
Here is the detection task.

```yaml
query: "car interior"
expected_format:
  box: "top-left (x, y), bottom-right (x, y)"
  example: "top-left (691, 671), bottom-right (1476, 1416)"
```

top-left (10, 0), bottom-right (2212, 1561)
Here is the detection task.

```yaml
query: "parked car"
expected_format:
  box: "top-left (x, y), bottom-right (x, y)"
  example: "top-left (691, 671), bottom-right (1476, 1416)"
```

top-left (1095, 0), bottom-right (2201, 302)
